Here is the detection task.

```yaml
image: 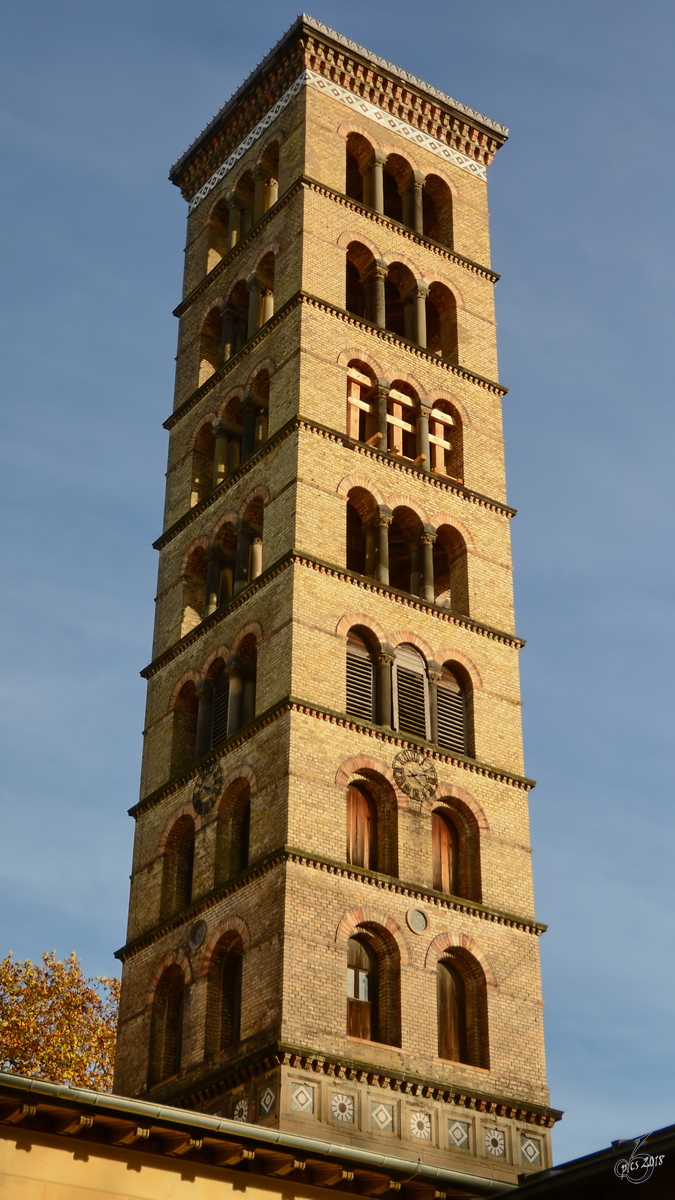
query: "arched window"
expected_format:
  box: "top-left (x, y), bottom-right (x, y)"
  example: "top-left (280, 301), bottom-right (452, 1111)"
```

top-left (346, 362), bottom-right (376, 442)
top-left (426, 283), bottom-right (458, 363)
top-left (206, 199), bottom-right (230, 273)
top-left (346, 784), bottom-right (377, 869)
top-left (429, 401), bottom-right (462, 481)
top-left (170, 682), bottom-right (198, 776)
top-left (433, 526), bottom-right (469, 615)
top-left (422, 175), bottom-right (453, 249)
top-left (346, 486), bottom-right (378, 577)
top-left (208, 646), bottom-right (257, 750)
top-left (345, 241), bottom-right (375, 321)
top-left (232, 171), bottom-right (254, 240)
top-left (346, 926), bottom-right (400, 1046)
top-left (199, 308), bottom-right (223, 385)
top-left (212, 395), bottom-right (244, 488)
top-left (222, 282), bottom-right (247, 362)
top-left (205, 937), bottom-right (243, 1057)
top-left (214, 781), bottom-right (252, 887)
top-left (345, 132), bottom-right (374, 204)
top-left (389, 504), bottom-right (424, 594)
top-left (148, 965), bottom-right (185, 1085)
top-left (432, 810), bottom-right (459, 894)
top-left (386, 384), bottom-right (418, 461)
top-left (161, 815), bottom-right (195, 918)
top-left (346, 629), bottom-right (376, 721)
top-left (436, 664), bottom-right (469, 754)
top-left (383, 156), bottom-right (407, 224)
top-left (393, 643), bottom-right (429, 739)
top-left (248, 252), bottom-right (274, 340)
top-left (437, 959), bottom-right (467, 1062)
top-left (211, 666), bottom-right (230, 746)
top-left (385, 262), bottom-right (416, 340)
top-left (181, 548), bottom-right (207, 637)
top-left (347, 935), bottom-right (378, 1040)
top-left (190, 423), bottom-right (216, 507)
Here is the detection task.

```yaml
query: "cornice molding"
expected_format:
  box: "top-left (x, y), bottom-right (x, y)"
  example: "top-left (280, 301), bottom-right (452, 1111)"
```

top-left (166, 291), bottom-right (506, 432)
top-left (130, 696), bottom-right (535, 821)
top-left (175, 175), bottom-right (498, 320)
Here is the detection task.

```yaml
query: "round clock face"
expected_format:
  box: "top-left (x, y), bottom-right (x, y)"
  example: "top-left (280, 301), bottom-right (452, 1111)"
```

top-left (392, 748), bottom-right (437, 801)
top-left (191, 762), bottom-right (223, 816)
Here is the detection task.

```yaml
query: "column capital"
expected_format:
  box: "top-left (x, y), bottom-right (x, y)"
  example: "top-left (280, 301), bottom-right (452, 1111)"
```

top-left (205, 542), bottom-right (225, 565)
top-left (413, 280), bottom-right (430, 299)
top-left (253, 161), bottom-right (270, 181)
top-left (246, 272), bottom-right (263, 293)
top-left (427, 659), bottom-right (443, 684)
top-left (412, 170), bottom-right (425, 189)
top-left (373, 505), bottom-right (393, 528)
top-left (375, 377), bottom-right (391, 396)
top-left (371, 258), bottom-right (389, 279)
top-left (370, 148), bottom-right (387, 168)
top-left (377, 641), bottom-right (396, 666)
top-left (420, 527), bottom-right (437, 545)
top-left (195, 677), bottom-right (214, 700)
top-left (212, 418), bottom-right (229, 438)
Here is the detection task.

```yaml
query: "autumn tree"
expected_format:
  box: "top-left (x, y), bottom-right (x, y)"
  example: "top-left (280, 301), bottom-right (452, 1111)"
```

top-left (0, 951), bottom-right (120, 1090)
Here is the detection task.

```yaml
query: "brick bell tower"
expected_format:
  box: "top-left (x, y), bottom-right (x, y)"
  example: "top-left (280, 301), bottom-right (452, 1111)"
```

top-left (114, 14), bottom-right (560, 1188)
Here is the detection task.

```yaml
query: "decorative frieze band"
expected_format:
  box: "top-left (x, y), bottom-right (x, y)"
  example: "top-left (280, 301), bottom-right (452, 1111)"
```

top-left (188, 69), bottom-right (487, 214)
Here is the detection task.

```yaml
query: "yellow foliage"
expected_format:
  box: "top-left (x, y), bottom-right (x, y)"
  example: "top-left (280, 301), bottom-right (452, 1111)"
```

top-left (0, 951), bottom-right (119, 1091)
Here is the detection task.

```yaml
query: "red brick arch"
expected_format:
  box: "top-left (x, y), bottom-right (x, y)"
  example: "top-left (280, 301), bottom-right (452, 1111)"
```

top-left (197, 297), bottom-right (224, 333)
top-left (336, 120), bottom-right (382, 151)
top-left (201, 644), bottom-right (231, 675)
top-left (145, 950), bottom-right (192, 1005)
top-left (232, 620), bottom-right (263, 653)
top-left (337, 229), bottom-right (383, 260)
top-left (428, 510), bottom-right (475, 552)
top-left (238, 484), bottom-right (270, 517)
top-left (336, 347), bottom-right (384, 376)
top-left (387, 367), bottom-right (426, 397)
top-left (252, 241), bottom-right (280, 271)
top-left (434, 647), bottom-right (483, 691)
top-left (381, 249), bottom-right (423, 278)
top-left (423, 270), bottom-right (465, 311)
top-left (213, 510), bottom-right (238, 537)
top-left (157, 802), bottom-right (202, 853)
top-left (428, 388), bottom-right (470, 427)
top-left (221, 763), bottom-right (258, 796)
top-left (335, 613), bottom-right (389, 644)
top-left (187, 412), bottom-right (218, 452)
top-left (388, 630), bottom-right (435, 660)
top-left (336, 907), bottom-right (412, 966)
top-left (335, 753), bottom-right (396, 790)
top-left (178, 537), bottom-right (210, 577)
top-left (424, 931), bottom-right (497, 988)
top-left (218, 386), bottom-right (246, 417)
top-left (426, 785), bottom-right (489, 831)
top-left (336, 473), bottom-right (386, 507)
top-left (168, 669), bottom-right (201, 711)
top-left (245, 357), bottom-right (276, 389)
top-left (200, 916), bottom-right (252, 974)
top-left (388, 492), bottom-right (430, 524)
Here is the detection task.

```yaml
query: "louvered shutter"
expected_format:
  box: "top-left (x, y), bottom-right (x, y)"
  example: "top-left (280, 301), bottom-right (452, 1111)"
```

top-left (396, 668), bottom-right (427, 737)
top-left (346, 638), bottom-right (375, 721)
top-left (437, 685), bottom-right (466, 754)
top-left (211, 671), bottom-right (229, 747)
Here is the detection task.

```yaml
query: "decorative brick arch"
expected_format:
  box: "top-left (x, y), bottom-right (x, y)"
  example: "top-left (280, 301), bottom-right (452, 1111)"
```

top-left (381, 250), bottom-right (423, 279)
top-left (420, 164), bottom-right (459, 201)
top-left (335, 612), bottom-right (389, 645)
top-left (157, 802), bottom-right (202, 853)
top-left (427, 785), bottom-right (489, 831)
top-left (201, 916), bottom-right (252, 974)
top-left (201, 644), bottom-right (231, 676)
top-left (198, 297), bottom-right (224, 333)
top-left (246, 356), bottom-right (277, 389)
top-left (336, 907), bottom-right (411, 965)
top-left (387, 492), bottom-right (430, 524)
top-left (238, 484), bottom-right (270, 518)
top-left (336, 120), bottom-right (382, 152)
top-left (252, 241), bottom-right (280, 271)
top-left (336, 347), bottom-right (384, 376)
top-left (232, 620), bottom-right (263, 653)
top-left (424, 270), bottom-right (465, 311)
top-left (336, 473), bottom-right (386, 507)
top-left (387, 368), bottom-right (426, 397)
top-left (389, 630), bottom-right (435, 660)
top-left (424, 931), bottom-right (497, 988)
top-left (435, 647), bottom-right (483, 691)
top-left (221, 762), bottom-right (258, 796)
top-left (335, 754), bottom-right (396, 791)
top-left (213, 510), bottom-right (238, 537)
top-left (178, 536), bottom-right (209, 577)
top-left (168, 669), bottom-right (201, 710)
top-left (381, 141), bottom-right (422, 175)
top-left (146, 950), bottom-right (192, 1004)
top-left (428, 510), bottom-right (475, 552)
top-left (218, 386), bottom-right (246, 416)
top-left (428, 388), bottom-right (470, 427)
top-left (337, 229), bottom-right (383, 260)
top-left (187, 412), bottom-right (218, 452)
top-left (258, 130), bottom-right (285, 156)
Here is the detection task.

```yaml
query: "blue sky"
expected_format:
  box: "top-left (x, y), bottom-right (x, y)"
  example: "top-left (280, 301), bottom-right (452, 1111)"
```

top-left (1, 0), bottom-right (674, 1166)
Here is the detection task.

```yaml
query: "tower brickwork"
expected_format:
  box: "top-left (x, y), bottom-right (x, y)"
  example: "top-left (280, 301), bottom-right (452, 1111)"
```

top-left (115, 16), bottom-right (558, 1188)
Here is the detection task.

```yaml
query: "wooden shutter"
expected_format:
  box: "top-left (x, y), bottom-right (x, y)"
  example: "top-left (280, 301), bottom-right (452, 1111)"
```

top-left (395, 644), bottom-right (428, 738)
top-left (221, 952), bottom-right (242, 1047)
top-left (432, 812), bottom-right (456, 894)
top-left (437, 961), bottom-right (466, 1062)
top-left (347, 938), bottom-right (377, 1040)
top-left (346, 636), bottom-right (375, 720)
top-left (211, 670), bottom-right (229, 747)
top-left (437, 677), bottom-right (466, 754)
top-left (347, 786), bottom-right (376, 869)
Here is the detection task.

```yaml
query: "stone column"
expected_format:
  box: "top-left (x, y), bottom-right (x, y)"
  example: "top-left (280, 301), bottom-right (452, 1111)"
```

top-left (414, 281), bottom-right (429, 348)
top-left (267, 177), bottom-right (278, 208)
top-left (195, 678), bottom-right (214, 758)
top-left (376, 643), bottom-right (396, 728)
top-left (421, 529), bottom-right (437, 603)
top-left (250, 537), bottom-right (263, 581)
top-left (410, 542), bottom-right (421, 597)
top-left (253, 165), bottom-right (268, 223)
top-left (212, 419), bottom-right (229, 489)
top-left (221, 305), bottom-right (236, 362)
top-left (246, 273), bottom-right (263, 340)
top-left (416, 405), bottom-right (431, 471)
top-left (368, 149), bottom-right (387, 214)
top-left (233, 521), bottom-right (253, 595)
top-left (241, 394), bottom-right (258, 462)
top-left (374, 506), bottom-right (392, 585)
top-left (254, 411), bottom-right (268, 446)
top-left (375, 378), bottom-right (390, 444)
top-left (227, 432), bottom-right (241, 475)
top-left (261, 289), bottom-right (274, 325)
top-left (226, 659), bottom-right (243, 737)
top-left (205, 544), bottom-right (224, 616)
top-left (227, 197), bottom-right (242, 249)
top-left (427, 660), bottom-right (442, 745)
top-left (370, 259), bottom-right (388, 328)
top-left (412, 170), bottom-right (425, 233)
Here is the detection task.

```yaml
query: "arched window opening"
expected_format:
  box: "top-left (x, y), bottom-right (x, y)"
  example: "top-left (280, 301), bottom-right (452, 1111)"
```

top-left (426, 283), bottom-right (458, 363)
top-left (237, 798), bottom-right (251, 872)
top-left (346, 784), bottom-right (377, 869)
top-left (237, 634), bottom-right (258, 731)
top-left (255, 141), bottom-right (279, 220)
top-left (190, 424), bottom-right (216, 508)
top-left (437, 959), bottom-right (467, 1062)
top-left (247, 253), bottom-right (275, 339)
top-left (181, 548), bottom-right (207, 637)
top-left (385, 262), bottom-right (415, 339)
top-left (386, 383), bottom-right (418, 461)
top-left (199, 308), bottom-right (223, 385)
top-left (161, 815), bottom-right (196, 918)
top-left (436, 663), bottom-right (469, 755)
top-left (211, 666), bottom-right (230, 747)
top-left (206, 641), bottom-right (257, 753)
top-left (206, 199), bottom-right (230, 273)
top-left (345, 242), bottom-right (375, 321)
top-left (423, 175), bottom-right (453, 249)
top-left (432, 810), bottom-right (459, 894)
top-left (205, 524), bottom-right (236, 615)
top-left (388, 505), bottom-right (423, 594)
top-left (394, 643), bottom-right (429, 740)
top-left (383, 169), bottom-right (403, 223)
top-left (383, 154), bottom-right (412, 225)
top-left (170, 682), bottom-right (198, 776)
top-left (205, 937), bottom-right (243, 1058)
top-left (345, 132), bottom-right (373, 203)
top-left (148, 965), bottom-right (185, 1086)
top-left (347, 926), bottom-right (400, 1046)
top-left (346, 363), bottom-right (377, 442)
top-left (248, 370), bottom-right (270, 451)
top-left (212, 395), bottom-right (244, 488)
top-left (222, 282), bottom-right (248, 362)
top-left (234, 171), bottom-right (255, 239)
top-left (433, 525), bottom-right (469, 615)
top-left (213, 780), bottom-right (252, 887)
top-left (429, 400), bottom-right (462, 481)
top-left (346, 485), bottom-right (378, 576)
top-left (346, 629), bottom-right (376, 722)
